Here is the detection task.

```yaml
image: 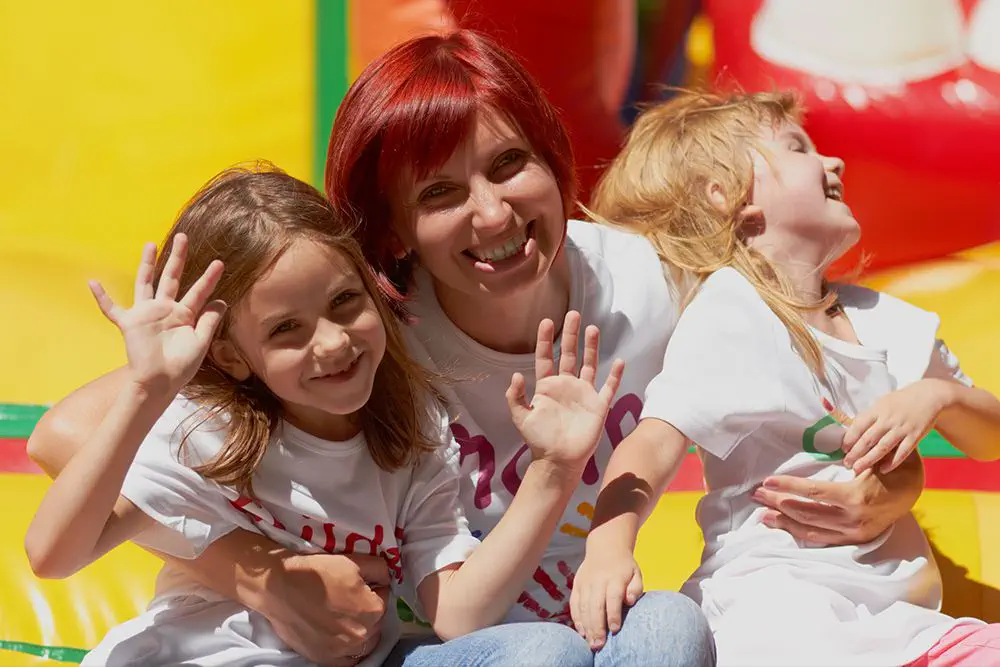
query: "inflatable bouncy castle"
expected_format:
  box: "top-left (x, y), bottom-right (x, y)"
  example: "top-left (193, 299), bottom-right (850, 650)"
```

top-left (2, 1), bottom-right (999, 662)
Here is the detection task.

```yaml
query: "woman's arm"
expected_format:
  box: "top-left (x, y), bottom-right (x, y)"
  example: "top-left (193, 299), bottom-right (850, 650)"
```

top-left (417, 312), bottom-right (626, 640)
top-left (28, 369), bottom-right (389, 664)
top-left (752, 451), bottom-right (924, 545)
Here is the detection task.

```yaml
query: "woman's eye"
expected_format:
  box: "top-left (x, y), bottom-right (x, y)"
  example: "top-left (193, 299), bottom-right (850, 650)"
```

top-left (270, 320), bottom-right (298, 338)
top-left (493, 150), bottom-right (527, 179)
top-left (419, 184), bottom-right (451, 202)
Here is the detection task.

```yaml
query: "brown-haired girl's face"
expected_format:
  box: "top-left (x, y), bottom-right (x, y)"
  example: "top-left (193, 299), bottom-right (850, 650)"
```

top-left (392, 110), bottom-right (566, 304)
top-left (214, 238), bottom-right (387, 441)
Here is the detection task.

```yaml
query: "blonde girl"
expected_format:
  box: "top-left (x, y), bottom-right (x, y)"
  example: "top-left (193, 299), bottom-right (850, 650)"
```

top-left (25, 163), bottom-right (624, 667)
top-left (571, 91), bottom-right (1000, 666)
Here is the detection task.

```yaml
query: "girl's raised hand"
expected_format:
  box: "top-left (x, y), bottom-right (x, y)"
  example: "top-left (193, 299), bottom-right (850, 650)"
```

top-left (505, 311), bottom-right (625, 470)
top-left (89, 233), bottom-right (226, 397)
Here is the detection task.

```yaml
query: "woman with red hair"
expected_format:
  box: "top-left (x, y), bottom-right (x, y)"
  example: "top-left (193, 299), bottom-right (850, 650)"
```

top-left (28, 30), bottom-right (925, 667)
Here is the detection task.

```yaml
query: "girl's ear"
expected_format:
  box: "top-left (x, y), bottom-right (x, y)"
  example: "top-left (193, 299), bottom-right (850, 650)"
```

top-left (209, 339), bottom-right (252, 381)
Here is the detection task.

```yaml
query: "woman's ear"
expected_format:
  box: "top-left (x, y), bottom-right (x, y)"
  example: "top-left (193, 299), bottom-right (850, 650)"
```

top-left (388, 232), bottom-right (410, 261)
top-left (209, 339), bottom-right (252, 382)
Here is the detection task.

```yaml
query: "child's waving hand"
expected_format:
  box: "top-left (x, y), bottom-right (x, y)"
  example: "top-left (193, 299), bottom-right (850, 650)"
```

top-left (90, 233), bottom-right (226, 396)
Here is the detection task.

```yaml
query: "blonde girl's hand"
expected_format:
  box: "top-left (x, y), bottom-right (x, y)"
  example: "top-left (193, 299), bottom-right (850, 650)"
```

top-left (89, 233), bottom-right (226, 397)
top-left (570, 548), bottom-right (644, 650)
top-left (505, 310), bottom-right (625, 471)
top-left (842, 380), bottom-right (949, 474)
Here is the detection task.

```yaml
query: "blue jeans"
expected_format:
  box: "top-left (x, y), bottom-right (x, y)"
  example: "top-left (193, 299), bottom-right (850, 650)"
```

top-left (384, 591), bottom-right (715, 667)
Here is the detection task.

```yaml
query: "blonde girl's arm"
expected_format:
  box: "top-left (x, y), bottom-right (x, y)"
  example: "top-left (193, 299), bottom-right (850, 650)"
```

top-left (570, 417), bottom-right (689, 648)
top-left (25, 236), bottom-right (225, 578)
top-left (415, 311), bottom-right (626, 641)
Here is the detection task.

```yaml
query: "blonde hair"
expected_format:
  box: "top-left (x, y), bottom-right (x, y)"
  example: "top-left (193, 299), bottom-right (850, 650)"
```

top-left (156, 162), bottom-right (443, 495)
top-left (589, 90), bottom-right (834, 376)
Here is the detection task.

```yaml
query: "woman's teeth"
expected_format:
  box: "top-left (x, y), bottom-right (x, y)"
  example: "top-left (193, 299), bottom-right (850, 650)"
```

top-left (471, 228), bottom-right (529, 262)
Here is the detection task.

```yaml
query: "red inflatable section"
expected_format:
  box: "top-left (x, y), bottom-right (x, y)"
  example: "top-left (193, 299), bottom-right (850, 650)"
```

top-left (450, 0), bottom-right (634, 201)
top-left (706, 0), bottom-right (1000, 271)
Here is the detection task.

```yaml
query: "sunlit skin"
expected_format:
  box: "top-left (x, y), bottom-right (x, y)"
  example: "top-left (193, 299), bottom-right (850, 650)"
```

top-left (392, 110), bottom-right (571, 354)
top-left (215, 239), bottom-right (387, 442)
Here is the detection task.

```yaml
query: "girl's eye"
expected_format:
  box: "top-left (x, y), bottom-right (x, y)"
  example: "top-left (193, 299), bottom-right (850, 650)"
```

top-left (493, 150), bottom-right (527, 179)
top-left (270, 320), bottom-right (298, 338)
top-left (331, 291), bottom-right (359, 308)
top-left (790, 142), bottom-right (808, 153)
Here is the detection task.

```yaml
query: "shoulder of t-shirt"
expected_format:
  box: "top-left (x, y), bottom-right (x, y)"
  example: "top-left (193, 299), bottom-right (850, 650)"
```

top-left (834, 283), bottom-right (942, 385)
top-left (566, 220), bottom-right (660, 265)
top-left (686, 267), bottom-right (782, 330)
top-left (144, 394), bottom-right (230, 469)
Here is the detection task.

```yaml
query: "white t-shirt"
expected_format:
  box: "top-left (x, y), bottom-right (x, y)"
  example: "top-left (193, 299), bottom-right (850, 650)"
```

top-left (405, 219), bottom-right (676, 624)
top-left (83, 396), bottom-right (480, 667)
top-left (642, 267), bottom-right (978, 667)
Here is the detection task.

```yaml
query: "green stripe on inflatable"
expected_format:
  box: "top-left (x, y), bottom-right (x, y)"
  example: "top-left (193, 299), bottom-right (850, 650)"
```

top-left (0, 640), bottom-right (86, 663)
top-left (313, 0), bottom-right (348, 187)
top-left (0, 404), bottom-right (47, 438)
top-left (0, 403), bottom-right (969, 458)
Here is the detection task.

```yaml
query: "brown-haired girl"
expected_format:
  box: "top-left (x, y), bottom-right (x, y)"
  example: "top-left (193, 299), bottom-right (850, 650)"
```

top-left (25, 163), bottom-right (625, 667)
top-left (572, 91), bottom-right (1000, 666)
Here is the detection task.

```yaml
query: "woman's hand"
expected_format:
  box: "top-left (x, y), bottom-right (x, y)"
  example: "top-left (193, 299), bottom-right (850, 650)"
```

top-left (751, 452), bottom-right (924, 546)
top-left (506, 310), bottom-right (625, 471)
top-left (253, 551), bottom-right (391, 666)
top-left (90, 233), bottom-right (225, 397)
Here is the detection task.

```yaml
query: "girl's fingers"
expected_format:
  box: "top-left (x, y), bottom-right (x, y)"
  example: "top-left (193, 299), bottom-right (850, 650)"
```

top-left (180, 259), bottom-right (225, 314)
top-left (89, 280), bottom-right (121, 325)
top-left (133, 242), bottom-right (157, 303)
top-left (852, 429), bottom-right (903, 473)
top-left (534, 319), bottom-right (556, 381)
top-left (881, 434), bottom-right (918, 474)
top-left (579, 325), bottom-right (600, 386)
top-left (598, 358), bottom-right (626, 405)
top-left (844, 421), bottom-right (890, 468)
top-left (156, 233), bottom-right (188, 301)
top-left (625, 569), bottom-right (644, 607)
top-left (569, 585), bottom-right (586, 639)
top-left (557, 310), bottom-right (581, 376)
top-left (505, 372), bottom-right (529, 423)
top-left (605, 578), bottom-right (627, 634)
top-left (194, 300), bottom-right (228, 346)
top-left (843, 412), bottom-right (877, 450)
top-left (587, 585), bottom-right (607, 648)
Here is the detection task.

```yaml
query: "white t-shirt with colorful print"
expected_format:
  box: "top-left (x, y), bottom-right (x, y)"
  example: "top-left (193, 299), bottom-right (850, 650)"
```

top-left (405, 219), bottom-right (677, 624)
top-left (641, 267), bottom-right (979, 667)
top-left (82, 396), bottom-right (479, 667)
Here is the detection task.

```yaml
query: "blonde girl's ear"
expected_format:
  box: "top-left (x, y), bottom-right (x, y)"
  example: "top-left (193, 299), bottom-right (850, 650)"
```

top-left (209, 339), bottom-right (252, 382)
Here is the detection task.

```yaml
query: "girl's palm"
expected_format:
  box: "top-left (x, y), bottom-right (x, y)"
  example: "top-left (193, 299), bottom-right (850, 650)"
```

top-left (506, 312), bottom-right (625, 468)
top-left (91, 234), bottom-right (226, 394)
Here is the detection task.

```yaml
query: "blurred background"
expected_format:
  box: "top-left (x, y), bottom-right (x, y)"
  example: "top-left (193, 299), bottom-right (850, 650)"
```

top-left (2, 1), bottom-right (999, 663)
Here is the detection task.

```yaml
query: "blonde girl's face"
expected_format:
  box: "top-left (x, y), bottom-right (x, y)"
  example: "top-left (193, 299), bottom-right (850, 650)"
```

top-left (225, 239), bottom-right (387, 441)
top-left (749, 121), bottom-right (861, 265)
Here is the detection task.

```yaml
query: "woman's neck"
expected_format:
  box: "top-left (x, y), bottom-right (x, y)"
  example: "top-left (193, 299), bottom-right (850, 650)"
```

top-left (433, 253), bottom-right (572, 354)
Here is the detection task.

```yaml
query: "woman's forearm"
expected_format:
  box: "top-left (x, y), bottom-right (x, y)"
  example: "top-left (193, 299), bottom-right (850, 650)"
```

top-left (428, 459), bottom-right (580, 640)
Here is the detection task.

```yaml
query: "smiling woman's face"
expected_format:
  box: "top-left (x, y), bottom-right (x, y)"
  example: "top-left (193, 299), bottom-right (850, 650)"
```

top-left (392, 110), bottom-right (567, 303)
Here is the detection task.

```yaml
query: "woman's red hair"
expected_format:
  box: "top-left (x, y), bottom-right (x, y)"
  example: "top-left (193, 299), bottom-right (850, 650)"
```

top-left (324, 29), bottom-right (576, 309)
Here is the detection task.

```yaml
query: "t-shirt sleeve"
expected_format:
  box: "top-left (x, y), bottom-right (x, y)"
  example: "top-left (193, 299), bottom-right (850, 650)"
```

top-left (924, 339), bottom-right (974, 387)
top-left (121, 399), bottom-right (252, 559)
top-left (398, 416), bottom-right (480, 592)
top-left (641, 269), bottom-right (787, 460)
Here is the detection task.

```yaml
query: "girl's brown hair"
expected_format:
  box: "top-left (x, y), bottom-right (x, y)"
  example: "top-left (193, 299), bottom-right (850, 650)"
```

top-left (155, 162), bottom-right (442, 495)
top-left (588, 90), bottom-right (834, 377)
